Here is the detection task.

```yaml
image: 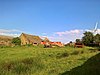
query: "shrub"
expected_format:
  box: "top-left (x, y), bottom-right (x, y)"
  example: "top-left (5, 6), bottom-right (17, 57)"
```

top-left (12, 37), bottom-right (21, 46)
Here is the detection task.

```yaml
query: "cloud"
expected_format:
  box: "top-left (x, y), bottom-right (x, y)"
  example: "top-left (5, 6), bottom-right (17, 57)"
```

top-left (85, 29), bottom-right (100, 34)
top-left (56, 29), bottom-right (83, 36)
top-left (41, 33), bottom-right (47, 35)
top-left (0, 29), bottom-right (23, 33)
top-left (96, 29), bottom-right (100, 34)
top-left (40, 36), bottom-right (47, 40)
top-left (0, 29), bottom-right (23, 37)
top-left (0, 33), bottom-right (20, 37)
top-left (47, 29), bottom-right (84, 43)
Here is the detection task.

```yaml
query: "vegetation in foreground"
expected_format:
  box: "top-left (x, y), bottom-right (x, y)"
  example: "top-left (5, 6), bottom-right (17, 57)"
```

top-left (61, 52), bottom-right (100, 75)
top-left (0, 45), bottom-right (99, 75)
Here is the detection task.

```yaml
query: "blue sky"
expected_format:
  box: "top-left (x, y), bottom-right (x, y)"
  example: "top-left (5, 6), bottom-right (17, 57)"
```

top-left (0, 0), bottom-right (100, 43)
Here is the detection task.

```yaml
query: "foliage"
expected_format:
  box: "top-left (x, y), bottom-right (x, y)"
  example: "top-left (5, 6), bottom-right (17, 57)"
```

top-left (81, 31), bottom-right (100, 46)
top-left (94, 34), bottom-right (100, 43)
top-left (61, 53), bottom-right (100, 75)
top-left (76, 39), bottom-right (81, 43)
top-left (82, 31), bottom-right (94, 46)
top-left (69, 41), bottom-right (72, 43)
top-left (12, 37), bottom-right (21, 45)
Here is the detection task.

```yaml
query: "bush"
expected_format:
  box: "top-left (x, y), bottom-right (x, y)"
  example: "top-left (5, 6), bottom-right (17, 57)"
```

top-left (12, 37), bottom-right (21, 46)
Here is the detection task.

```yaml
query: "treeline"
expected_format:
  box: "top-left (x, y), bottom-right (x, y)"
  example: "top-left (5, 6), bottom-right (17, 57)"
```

top-left (76, 31), bottom-right (100, 47)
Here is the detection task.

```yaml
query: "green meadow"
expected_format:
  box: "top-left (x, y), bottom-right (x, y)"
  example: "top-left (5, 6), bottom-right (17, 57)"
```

top-left (0, 45), bottom-right (99, 75)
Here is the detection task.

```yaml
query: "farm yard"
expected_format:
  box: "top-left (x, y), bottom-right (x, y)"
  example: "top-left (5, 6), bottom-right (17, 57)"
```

top-left (0, 45), bottom-right (99, 75)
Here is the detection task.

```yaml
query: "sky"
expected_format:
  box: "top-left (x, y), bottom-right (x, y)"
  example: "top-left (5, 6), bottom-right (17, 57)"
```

top-left (0, 0), bottom-right (100, 43)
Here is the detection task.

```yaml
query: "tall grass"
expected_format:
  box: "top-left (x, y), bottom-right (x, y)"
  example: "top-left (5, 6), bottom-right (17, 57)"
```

top-left (0, 46), bottom-right (99, 75)
top-left (0, 57), bottom-right (44, 75)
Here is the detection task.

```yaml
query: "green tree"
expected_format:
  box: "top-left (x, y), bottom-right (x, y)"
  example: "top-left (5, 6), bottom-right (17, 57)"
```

top-left (94, 34), bottom-right (100, 43)
top-left (76, 39), bottom-right (81, 43)
top-left (12, 37), bottom-right (21, 45)
top-left (82, 31), bottom-right (94, 45)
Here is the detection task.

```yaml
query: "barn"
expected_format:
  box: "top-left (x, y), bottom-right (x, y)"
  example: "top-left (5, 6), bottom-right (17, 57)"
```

top-left (20, 33), bottom-right (42, 45)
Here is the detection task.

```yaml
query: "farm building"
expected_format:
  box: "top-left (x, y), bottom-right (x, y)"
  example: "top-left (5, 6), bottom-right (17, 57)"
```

top-left (41, 37), bottom-right (50, 44)
top-left (74, 43), bottom-right (84, 48)
top-left (43, 37), bottom-right (50, 42)
top-left (41, 37), bottom-right (64, 47)
top-left (41, 41), bottom-right (64, 47)
top-left (50, 42), bottom-right (64, 47)
top-left (20, 33), bottom-right (42, 45)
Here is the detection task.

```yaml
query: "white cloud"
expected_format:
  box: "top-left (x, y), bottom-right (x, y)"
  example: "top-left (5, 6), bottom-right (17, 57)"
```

top-left (41, 33), bottom-right (47, 35)
top-left (56, 29), bottom-right (83, 36)
top-left (96, 29), bottom-right (100, 34)
top-left (47, 29), bottom-right (84, 43)
top-left (0, 33), bottom-right (20, 37)
top-left (85, 29), bottom-right (100, 34)
top-left (40, 36), bottom-right (47, 40)
top-left (0, 29), bottom-right (23, 37)
top-left (0, 29), bottom-right (23, 33)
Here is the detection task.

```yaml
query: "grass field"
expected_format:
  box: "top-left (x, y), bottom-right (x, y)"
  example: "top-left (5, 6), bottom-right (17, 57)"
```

top-left (0, 45), bottom-right (99, 75)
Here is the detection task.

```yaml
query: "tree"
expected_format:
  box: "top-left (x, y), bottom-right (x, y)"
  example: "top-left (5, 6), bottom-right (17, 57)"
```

top-left (69, 41), bottom-right (72, 43)
top-left (76, 39), bottom-right (81, 43)
top-left (94, 34), bottom-right (100, 44)
top-left (82, 31), bottom-right (94, 46)
top-left (12, 37), bottom-right (21, 45)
